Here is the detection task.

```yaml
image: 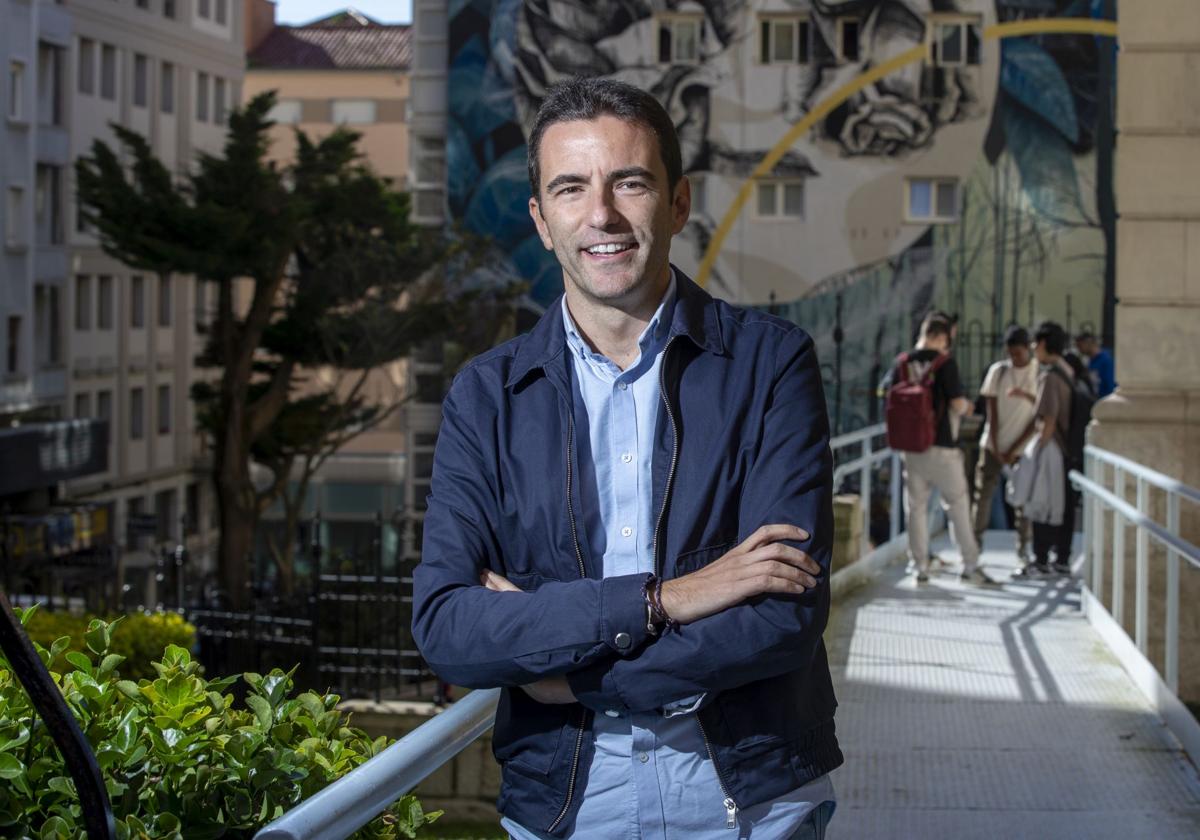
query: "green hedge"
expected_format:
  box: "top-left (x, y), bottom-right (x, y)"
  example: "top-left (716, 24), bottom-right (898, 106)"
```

top-left (0, 607), bottom-right (441, 838)
top-left (23, 610), bottom-right (195, 682)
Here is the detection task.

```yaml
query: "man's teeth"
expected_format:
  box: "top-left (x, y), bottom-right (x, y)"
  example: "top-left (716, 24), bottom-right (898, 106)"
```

top-left (586, 243), bottom-right (633, 254)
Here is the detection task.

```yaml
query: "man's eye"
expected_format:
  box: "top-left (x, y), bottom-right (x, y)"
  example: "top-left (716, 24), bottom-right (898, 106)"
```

top-left (558, 186), bottom-right (582, 195)
top-left (619, 181), bottom-right (646, 190)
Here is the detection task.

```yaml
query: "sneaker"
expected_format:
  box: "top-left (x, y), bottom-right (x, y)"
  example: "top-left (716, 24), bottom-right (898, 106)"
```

top-left (1013, 562), bottom-right (1050, 580)
top-left (961, 567), bottom-right (1000, 586)
top-left (915, 571), bottom-right (929, 584)
top-left (1052, 561), bottom-right (1072, 576)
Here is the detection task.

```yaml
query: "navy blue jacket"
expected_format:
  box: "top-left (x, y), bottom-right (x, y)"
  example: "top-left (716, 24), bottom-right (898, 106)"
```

top-left (412, 270), bottom-right (842, 835)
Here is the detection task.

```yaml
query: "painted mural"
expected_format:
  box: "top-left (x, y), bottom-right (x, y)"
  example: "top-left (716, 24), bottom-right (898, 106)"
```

top-left (447, 0), bottom-right (1115, 431)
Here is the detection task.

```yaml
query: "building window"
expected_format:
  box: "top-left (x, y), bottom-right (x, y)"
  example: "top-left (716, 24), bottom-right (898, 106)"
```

top-left (760, 16), bottom-right (809, 65)
top-left (75, 392), bottom-right (91, 418)
top-left (35, 284), bottom-right (62, 365)
top-left (37, 43), bottom-right (65, 127)
top-left (157, 384), bottom-right (170, 434)
top-left (331, 99), bottom-right (376, 124)
top-left (414, 189), bottom-right (443, 218)
top-left (97, 389), bottom-right (112, 421)
top-left (193, 278), bottom-right (207, 330)
top-left (837, 18), bottom-right (861, 63)
top-left (198, 0), bottom-right (211, 18)
top-left (185, 482), bottom-right (200, 535)
top-left (907, 177), bottom-right (959, 222)
top-left (160, 62), bottom-right (175, 114)
top-left (657, 15), bottom-right (703, 64)
top-left (6, 316), bottom-right (19, 374)
top-left (78, 38), bottom-right (95, 95)
top-left (8, 60), bottom-right (24, 120)
top-left (100, 44), bottom-right (116, 101)
top-left (5, 187), bottom-right (24, 248)
top-left (155, 489), bottom-right (177, 542)
top-left (35, 165), bottom-right (62, 245)
top-left (131, 275), bottom-right (145, 328)
top-left (930, 16), bottom-right (982, 67)
top-left (133, 54), bottom-right (148, 108)
top-left (97, 275), bottom-right (114, 329)
top-left (268, 98), bottom-right (301, 124)
top-left (158, 275), bottom-right (171, 327)
top-left (75, 275), bottom-right (91, 330)
top-left (130, 387), bottom-right (144, 440)
top-left (196, 72), bottom-right (209, 122)
top-left (756, 180), bottom-right (805, 219)
top-left (216, 0), bottom-right (228, 25)
top-left (213, 76), bottom-right (226, 124)
top-left (163, 0), bottom-right (176, 20)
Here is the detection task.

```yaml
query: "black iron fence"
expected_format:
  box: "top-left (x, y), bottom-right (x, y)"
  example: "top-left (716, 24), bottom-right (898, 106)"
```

top-left (185, 513), bottom-right (437, 702)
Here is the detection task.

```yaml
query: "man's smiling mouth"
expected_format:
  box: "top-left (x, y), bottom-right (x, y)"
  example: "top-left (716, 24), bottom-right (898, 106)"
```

top-left (583, 242), bottom-right (637, 255)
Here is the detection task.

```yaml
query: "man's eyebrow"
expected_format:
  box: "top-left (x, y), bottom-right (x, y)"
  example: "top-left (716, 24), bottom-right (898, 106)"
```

top-left (609, 167), bottom-right (656, 183)
top-left (544, 173), bottom-right (589, 193)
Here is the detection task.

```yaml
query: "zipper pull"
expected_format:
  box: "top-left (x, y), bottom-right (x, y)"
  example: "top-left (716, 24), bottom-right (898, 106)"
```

top-left (724, 797), bottom-right (737, 829)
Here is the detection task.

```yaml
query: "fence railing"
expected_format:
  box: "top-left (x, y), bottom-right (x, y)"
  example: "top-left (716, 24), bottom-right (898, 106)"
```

top-left (1071, 445), bottom-right (1200, 761)
top-left (255, 425), bottom-right (900, 839)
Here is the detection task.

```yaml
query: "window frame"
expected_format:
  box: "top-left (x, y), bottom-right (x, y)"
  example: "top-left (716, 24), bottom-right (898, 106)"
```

top-left (99, 43), bottom-right (117, 101)
top-left (905, 177), bottom-right (960, 223)
top-left (133, 53), bottom-right (148, 108)
top-left (196, 71), bottom-right (209, 122)
top-left (5, 186), bottom-right (25, 249)
top-left (331, 98), bottom-right (376, 125)
top-left (158, 275), bottom-right (171, 327)
top-left (97, 275), bottom-right (114, 330)
top-left (758, 14), bottom-right (810, 66)
top-left (927, 14), bottom-right (983, 68)
top-left (656, 14), bottom-right (705, 65)
top-left (130, 386), bottom-right (145, 441)
top-left (75, 275), bottom-right (91, 331)
top-left (160, 61), bottom-right (175, 114)
top-left (9, 59), bottom-right (25, 121)
top-left (130, 275), bottom-right (145, 329)
top-left (77, 38), bottom-right (95, 96)
top-left (157, 383), bottom-right (171, 435)
top-left (836, 17), bottom-right (861, 63)
top-left (753, 178), bottom-right (806, 220)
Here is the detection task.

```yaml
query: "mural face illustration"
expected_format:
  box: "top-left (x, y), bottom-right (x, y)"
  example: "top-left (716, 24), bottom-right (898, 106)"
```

top-left (528, 116), bottom-right (691, 311)
top-left (503, 0), bottom-right (997, 303)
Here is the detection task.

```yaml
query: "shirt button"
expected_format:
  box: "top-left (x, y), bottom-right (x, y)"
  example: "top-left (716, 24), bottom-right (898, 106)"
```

top-left (614, 631), bottom-right (631, 650)
top-left (637, 752), bottom-right (649, 764)
top-left (605, 709), bottom-right (620, 718)
top-left (618, 381), bottom-right (628, 390)
top-left (621, 526), bottom-right (633, 538)
top-left (621, 452), bottom-right (633, 463)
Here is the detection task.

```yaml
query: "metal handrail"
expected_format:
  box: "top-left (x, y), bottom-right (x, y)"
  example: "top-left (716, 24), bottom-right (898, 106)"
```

top-left (1073, 446), bottom-right (1200, 696)
top-left (256, 425), bottom-right (901, 839)
top-left (255, 688), bottom-right (501, 840)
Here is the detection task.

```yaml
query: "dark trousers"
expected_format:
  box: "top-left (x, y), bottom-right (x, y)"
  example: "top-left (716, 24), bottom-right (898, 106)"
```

top-left (1032, 467), bottom-right (1078, 565)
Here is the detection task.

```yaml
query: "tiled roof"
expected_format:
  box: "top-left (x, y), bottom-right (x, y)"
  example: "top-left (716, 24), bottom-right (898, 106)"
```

top-left (249, 13), bottom-right (411, 70)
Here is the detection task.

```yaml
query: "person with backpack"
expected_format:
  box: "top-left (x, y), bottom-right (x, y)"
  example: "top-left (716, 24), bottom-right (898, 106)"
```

top-left (1009, 321), bottom-right (1095, 577)
top-left (883, 316), bottom-right (998, 586)
top-left (972, 325), bottom-right (1038, 561)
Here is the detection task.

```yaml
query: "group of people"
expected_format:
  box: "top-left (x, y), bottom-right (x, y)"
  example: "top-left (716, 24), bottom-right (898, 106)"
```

top-left (885, 313), bottom-right (1115, 584)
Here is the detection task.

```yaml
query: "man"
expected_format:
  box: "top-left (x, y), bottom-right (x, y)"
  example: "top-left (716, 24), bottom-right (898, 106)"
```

top-left (412, 78), bottom-right (841, 839)
top-left (1074, 331), bottom-right (1116, 398)
top-left (972, 325), bottom-right (1037, 560)
top-left (1013, 322), bottom-right (1078, 577)
top-left (884, 317), bottom-right (997, 586)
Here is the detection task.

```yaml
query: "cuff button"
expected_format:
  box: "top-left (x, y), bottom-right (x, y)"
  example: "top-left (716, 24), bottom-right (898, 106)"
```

top-left (614, 631), bottom-right (632, 650)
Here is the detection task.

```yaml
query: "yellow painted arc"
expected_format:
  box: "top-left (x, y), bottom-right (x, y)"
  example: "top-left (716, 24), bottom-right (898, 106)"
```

top-left (695, 17), bottom-right (1119, 288)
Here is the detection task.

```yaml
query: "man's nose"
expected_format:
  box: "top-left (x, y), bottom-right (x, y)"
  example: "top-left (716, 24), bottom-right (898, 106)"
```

top-left (586, 187), bottom-right (623, 229)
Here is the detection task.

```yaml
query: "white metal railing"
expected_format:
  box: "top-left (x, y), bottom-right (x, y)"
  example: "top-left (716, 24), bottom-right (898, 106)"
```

top-left (1071, 445), bottom-right (1200, 761)
top-left (255, 424), bottom-right (900, 839)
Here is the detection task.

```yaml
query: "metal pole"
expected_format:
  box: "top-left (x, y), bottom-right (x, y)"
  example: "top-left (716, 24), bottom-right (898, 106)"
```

top-left (1135, 477), bottom-right (1149, 653)
top-left (1165, 493), bottom-right (1181, 694)
top-left (374, 510), bottom-right (384, 704)
top-left (1112, 468), bottom-right (1125, 626)
top-left (1082, 452), bottom-right (1094, 586)
top-left (309, 511), bottom-right (322, 693)
top-left (1091, 460), bottom-right (1105, 600)
top-left (859, 438), bottom-right (872, 558)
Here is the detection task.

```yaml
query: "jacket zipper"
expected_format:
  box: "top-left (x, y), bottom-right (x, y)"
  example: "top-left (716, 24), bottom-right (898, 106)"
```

top-left (547, 408), bottom-right (588, 834)
top-left (652, 337), bottom-right (737, 829)
top-left (697, 714), bottom-right (739, 828)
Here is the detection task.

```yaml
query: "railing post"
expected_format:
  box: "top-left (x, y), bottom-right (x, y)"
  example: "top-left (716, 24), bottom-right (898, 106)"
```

top-left (1081, 453), bottom-right (1093, 584)
top-left (1166, 492), bottom-right (1181, 694)
top-left (1135, 477), bottom-right (1149, 653)
top-left (860, 437), bottom-right (872, 558)
top-left (1113, 468), bottom-right (1126, 627)
top-left (890, 451), bottom-right (901, 541)
top-left (1092, 458), bottom-right (1105, 599)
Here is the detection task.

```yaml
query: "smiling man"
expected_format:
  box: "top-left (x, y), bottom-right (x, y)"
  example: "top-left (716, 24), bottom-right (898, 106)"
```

top-left (413, 78), bottom-right (842, 839)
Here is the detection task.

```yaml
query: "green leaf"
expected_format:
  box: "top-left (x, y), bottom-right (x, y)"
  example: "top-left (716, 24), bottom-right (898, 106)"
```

top-left (0, 724), bottom-right (30, 753)
top-left (247, 695), bottom-right (273, 731)
top-left (84, 622), bottom-right (111, 656)
top-left (40, 815), bottom-right (71, 840)
top-left (63, 652), bottom-right (93, 674)
top-left (0, 753), bottom-right (24, 780)
top-left (115, 680), bottom-right (141, 700)
top-left (49, 636), bottom-right (71, 661)
top-left (99, 654), bottom-right (126, 676)
top-left (47, 776), bottom-right (75, 798)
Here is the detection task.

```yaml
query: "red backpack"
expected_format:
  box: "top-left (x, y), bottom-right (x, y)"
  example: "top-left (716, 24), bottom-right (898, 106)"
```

top-left (885, 352), bottom-right (949, 453)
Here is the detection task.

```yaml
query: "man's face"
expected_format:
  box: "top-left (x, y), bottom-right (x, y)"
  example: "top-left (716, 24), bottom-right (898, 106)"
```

top-left (1075, 337), bottom-right (1096, 358)
top-left (529, 115), bottom-right (690, 309)
top-left (1007, 343), bottom-right (1031, 367)
top-left (1034, 340), bottom-right (1050, 365)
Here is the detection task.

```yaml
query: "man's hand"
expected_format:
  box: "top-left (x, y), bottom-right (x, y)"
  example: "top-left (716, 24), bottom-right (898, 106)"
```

top-left (479, 569), bottom-right (578, 704)
top-left (660, 524), bottom-right (820, 625)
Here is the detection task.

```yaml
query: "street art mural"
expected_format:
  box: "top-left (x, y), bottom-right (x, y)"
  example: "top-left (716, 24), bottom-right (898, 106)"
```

top-left (448, 0), bottom-right (1115, 431)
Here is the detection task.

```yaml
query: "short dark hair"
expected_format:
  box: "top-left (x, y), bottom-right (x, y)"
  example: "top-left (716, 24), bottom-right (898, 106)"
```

top-left (1034, 321), bottom-right (1067, 356)
top-left (921, 316), bottom-right (953, 341)
top-left (527, 77), bottom-right (683, 200)
top-left (1004, 325), bottom-right (1030, 347)
top-left (1075, 330), bottom-right (1097, 343)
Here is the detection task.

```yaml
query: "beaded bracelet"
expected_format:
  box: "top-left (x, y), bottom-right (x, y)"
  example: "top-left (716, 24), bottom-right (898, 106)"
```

top-left (643, 574), bottom-right (679, 634)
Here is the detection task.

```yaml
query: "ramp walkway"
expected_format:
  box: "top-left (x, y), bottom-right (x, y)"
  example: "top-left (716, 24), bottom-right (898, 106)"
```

top-left (826, 531), bottom-right (1200, 839)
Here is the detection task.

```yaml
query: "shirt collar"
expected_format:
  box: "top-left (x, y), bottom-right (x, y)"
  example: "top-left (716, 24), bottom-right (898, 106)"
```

top-left (561, 269), bottom-right (678, 364)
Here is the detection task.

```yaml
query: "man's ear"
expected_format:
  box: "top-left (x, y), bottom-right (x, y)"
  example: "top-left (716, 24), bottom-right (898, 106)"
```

top-left (528, 196), bottom-right (554, 250)
top-left (672, 176), bottom-right (692, 235)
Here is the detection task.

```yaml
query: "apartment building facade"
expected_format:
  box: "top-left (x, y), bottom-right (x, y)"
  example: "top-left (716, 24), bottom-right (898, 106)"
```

top-left (61, 0), bottom-right (245, 604)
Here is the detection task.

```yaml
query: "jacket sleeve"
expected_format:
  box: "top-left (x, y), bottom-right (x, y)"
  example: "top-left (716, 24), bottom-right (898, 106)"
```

top-left (411, 367), bottom-right (653, 690)
top-left (566, 328), bottom-right (834, 713)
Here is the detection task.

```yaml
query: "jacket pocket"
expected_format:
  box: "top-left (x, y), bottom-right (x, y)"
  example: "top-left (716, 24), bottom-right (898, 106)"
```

top-left (491, 687), bottom-right (569, 776)
top-left (672, 540), bottom-right (736, 577)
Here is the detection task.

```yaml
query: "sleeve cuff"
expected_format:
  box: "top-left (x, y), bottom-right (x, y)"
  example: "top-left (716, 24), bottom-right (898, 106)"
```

top-left (599, 573), bottom-right (653, 656)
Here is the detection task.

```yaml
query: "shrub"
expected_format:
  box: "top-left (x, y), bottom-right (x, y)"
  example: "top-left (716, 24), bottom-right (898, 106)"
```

top-left (23, 610), bottom-right (196, 682)
top-left (0, 607), bottom-right (441, 838)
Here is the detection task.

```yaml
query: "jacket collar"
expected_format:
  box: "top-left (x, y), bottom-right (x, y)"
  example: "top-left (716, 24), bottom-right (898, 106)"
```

top-left (505, 265), bottom-right (724, 389)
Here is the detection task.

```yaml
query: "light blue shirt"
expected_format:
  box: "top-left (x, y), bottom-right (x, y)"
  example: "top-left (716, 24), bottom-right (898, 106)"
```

top-left (503, 272), bottom-right (833, 839)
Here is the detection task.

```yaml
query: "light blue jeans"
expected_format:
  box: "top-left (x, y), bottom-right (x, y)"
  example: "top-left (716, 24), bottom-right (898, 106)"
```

top-left (788, 800), bottom-right (836, 840)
